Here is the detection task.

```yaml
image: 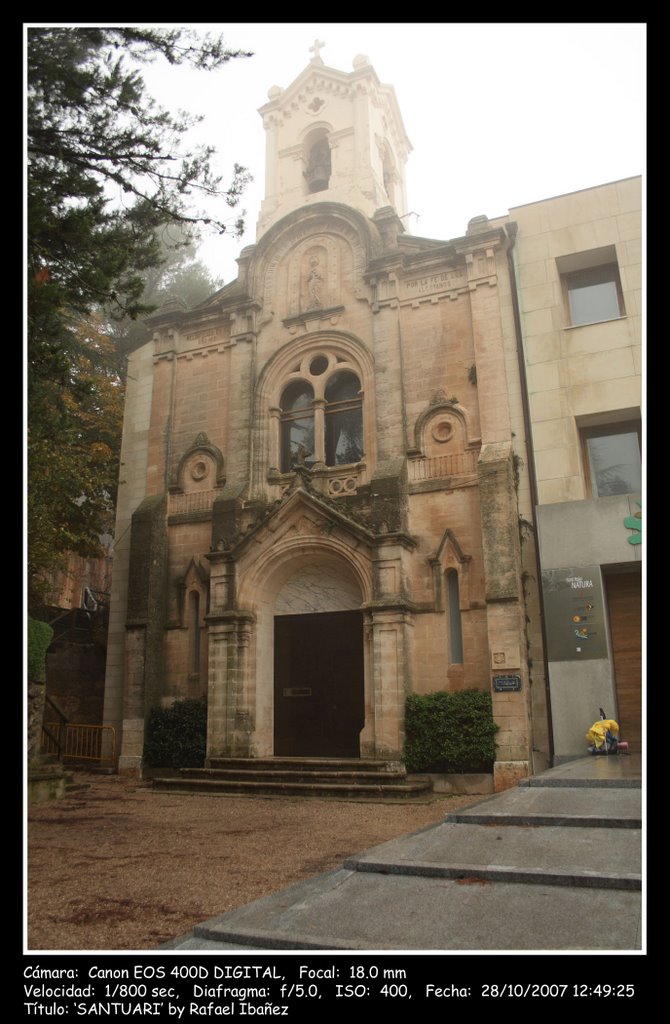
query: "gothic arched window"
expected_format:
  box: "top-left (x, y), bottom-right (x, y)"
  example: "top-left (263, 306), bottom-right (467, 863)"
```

top-left (280, 381), bottom-right (315, 472)
top-left (277, 357), bottom-right (364, 473)
top-left (446, 570), bottom-right (464, 664)
top-left (324, 371), bottom-right (364, 466)
top-left (188, 590), bottom-right (201, 675)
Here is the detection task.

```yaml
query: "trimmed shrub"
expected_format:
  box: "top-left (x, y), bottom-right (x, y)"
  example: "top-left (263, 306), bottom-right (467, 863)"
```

top-left (403, 689), bottom-right (498, 773)
top-left (143, 697), bottom-right (207, 769)
top-left (28, 618), bottom-right (54, 682)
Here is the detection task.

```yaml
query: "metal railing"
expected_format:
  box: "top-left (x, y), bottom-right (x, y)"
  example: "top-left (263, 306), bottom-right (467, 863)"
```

top-left (42, 723), bottom-right (116, 767)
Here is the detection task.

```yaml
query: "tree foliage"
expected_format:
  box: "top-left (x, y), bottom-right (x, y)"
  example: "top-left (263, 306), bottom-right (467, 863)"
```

top-left (28, 312), bottom-right (126, 604)
top-left (28, 618), bottom-right (55, 682)
top-left (27, 27), bottom-right (251, 610)
top-left (109, 226), bottom-right (224, 355)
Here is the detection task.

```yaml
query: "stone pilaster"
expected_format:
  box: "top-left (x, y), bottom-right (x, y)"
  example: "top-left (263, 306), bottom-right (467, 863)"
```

top-left (364, 604), bottom-right (414, 760)
top-left (205, 612), bottom-right (255, 760)
top-left (119, 494), bottom-right (168, 776)
top-left (478, 442), bottom-right (532, 788)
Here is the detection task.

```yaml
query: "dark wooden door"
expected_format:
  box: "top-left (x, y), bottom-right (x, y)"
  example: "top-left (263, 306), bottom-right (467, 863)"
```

top-left (605, 571), bottom-right (642, 752)
top-left (274, 611), bottom-right (364, 757)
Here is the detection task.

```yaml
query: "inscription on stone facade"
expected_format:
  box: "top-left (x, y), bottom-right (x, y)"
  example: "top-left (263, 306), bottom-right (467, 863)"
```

top-left (402, 269), bottom-right (464, 298)
top-left (185, 328), bottom-right (225, 346)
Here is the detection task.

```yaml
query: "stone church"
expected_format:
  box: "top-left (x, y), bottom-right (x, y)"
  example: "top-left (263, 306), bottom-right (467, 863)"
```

top-left (103, 49), bottom-right (548, 787)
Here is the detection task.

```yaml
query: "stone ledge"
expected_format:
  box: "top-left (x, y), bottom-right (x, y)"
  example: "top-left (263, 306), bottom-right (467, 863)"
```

top-left (413, 773), bottom-right (494, 795)
top-left (494, 760), bottom-right (530, 792)
top-left (28, 766), bottom-right (66, 804)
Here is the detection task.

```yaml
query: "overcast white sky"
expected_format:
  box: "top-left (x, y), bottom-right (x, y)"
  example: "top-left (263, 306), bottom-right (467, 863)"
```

top-left (140, 22), bottom-right (646, 284)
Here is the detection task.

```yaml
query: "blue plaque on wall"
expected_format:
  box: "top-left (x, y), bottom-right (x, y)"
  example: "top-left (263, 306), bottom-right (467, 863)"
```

top-left (493, 674), bottom-right (521, 692)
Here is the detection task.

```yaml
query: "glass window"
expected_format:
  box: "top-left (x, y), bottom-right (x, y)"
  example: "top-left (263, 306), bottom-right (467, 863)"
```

top-left (280, 381), bottom-right (314, 472)
top-left (565, 264), bottom-right (623, 326)
top-left (447, 571), bottom-right (463, 664)
top-left (324, 372), bottom-right (363, 466)
top-left (583, 424), bottom-right (641, 497)
top-left (188, 591), bottom-right (200, 674)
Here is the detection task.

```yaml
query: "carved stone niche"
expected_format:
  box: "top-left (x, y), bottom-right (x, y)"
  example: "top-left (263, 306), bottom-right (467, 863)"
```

top-left (418, 405), bottom-right (467, 460)
top-left (170, 433), bottom-right (226, 494)
top-left (285, 236), bottom-right (341, 318)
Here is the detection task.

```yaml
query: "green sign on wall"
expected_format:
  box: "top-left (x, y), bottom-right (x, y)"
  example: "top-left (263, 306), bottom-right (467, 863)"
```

top-left (541, 566), bottom-right (608, 662)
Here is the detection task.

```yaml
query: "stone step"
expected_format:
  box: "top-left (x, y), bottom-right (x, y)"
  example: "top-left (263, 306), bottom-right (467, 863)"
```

top-left (151, 776), bottom-right (433, 800)
top-left (180, 767), bottom-right (411, 785)
top-left (206, 757), bottom-right (403, 774)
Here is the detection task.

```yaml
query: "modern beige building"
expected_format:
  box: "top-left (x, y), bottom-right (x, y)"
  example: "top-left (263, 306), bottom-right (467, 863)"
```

top-left (492, 177), bottom-right (643, 762)
top-left (103, 51), bottom-right (547, 786)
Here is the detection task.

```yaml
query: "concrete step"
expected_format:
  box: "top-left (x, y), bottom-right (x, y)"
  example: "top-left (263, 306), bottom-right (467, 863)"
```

top-left (446, 784), bottom-right (641, 828)
top-left (521, 756), bottom-right (642, 789)
top-left (344, 820), bottom-right (641, 890)
top-left (151, 776), bottom-right (432, 799)
top-left (163, 869), bottom-right (641, 951)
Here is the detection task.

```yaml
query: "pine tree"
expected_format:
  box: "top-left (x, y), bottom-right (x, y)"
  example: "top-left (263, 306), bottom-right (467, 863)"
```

top-left (27, 27), bottom-right (251, 609)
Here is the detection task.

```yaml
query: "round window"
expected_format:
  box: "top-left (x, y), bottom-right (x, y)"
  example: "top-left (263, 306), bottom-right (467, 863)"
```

top-left (431, 420), bottom-right (454, 444)
top-left (309, 354), bottom-right (329, 376)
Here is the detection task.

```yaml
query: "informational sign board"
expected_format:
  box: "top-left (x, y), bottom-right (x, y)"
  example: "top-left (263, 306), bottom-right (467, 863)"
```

top-left (541, 566), bottom-right (607, 661)
top-left (493, 675), bottom-right (521, 692)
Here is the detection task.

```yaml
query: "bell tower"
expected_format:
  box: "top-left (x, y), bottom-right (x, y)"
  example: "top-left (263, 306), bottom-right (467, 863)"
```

top-left (256, 44), bottom-right (412, 239)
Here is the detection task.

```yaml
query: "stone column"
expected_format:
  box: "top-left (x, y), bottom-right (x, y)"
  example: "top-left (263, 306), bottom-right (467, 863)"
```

top-left (268, 406), bottom-right (281, 473)
top-left (313, 397), bottom-right (326, 465)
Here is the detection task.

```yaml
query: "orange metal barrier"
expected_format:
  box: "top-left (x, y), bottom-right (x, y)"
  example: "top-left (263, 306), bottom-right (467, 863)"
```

top-left (42, 723), bottom-right (116, 767)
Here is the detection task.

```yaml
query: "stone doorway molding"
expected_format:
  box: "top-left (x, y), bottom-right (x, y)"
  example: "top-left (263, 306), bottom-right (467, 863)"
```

top-left (205, 486), bottom-right (414, 762)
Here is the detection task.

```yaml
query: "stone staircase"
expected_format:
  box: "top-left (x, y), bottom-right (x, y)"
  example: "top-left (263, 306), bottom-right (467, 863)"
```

top-left (151, 757), bottom-right (433, 800)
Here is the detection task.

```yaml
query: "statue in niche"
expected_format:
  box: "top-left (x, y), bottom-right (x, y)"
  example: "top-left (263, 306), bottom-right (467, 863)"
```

top-left (306, 255), bottom-right (323, 309)
top-left (294, 443), bottom-right (309, 467)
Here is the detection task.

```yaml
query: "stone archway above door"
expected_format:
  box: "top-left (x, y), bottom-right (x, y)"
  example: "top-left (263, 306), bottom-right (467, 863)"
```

top-left (275, 561), bottom-right (362, 615)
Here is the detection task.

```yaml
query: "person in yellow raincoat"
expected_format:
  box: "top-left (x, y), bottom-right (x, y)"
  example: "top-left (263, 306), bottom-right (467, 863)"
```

top-left (586, 718), bottom-right (620, 754)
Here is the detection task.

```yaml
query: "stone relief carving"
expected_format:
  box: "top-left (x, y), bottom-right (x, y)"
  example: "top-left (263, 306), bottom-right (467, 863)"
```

top-left (259, 220), bottom-right (367, 320)
top-left (306, 254), bottom-right (324, 309)
top-left (170, 434), bottom-right (226, 493)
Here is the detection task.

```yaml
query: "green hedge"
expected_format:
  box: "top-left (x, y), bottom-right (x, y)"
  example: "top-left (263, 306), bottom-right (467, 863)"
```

top-left (403, 689), bottom-right (498, 773)
top-left (143, 697), bottom-right (207, 769)
top-left (28, 618), bottom-right (54, 682)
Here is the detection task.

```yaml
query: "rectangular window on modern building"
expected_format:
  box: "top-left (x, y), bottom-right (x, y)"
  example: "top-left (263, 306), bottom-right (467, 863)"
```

top-left (557, 245), bottom-right (625, 327)
top-left (581, 421), bottom-right (641, 497)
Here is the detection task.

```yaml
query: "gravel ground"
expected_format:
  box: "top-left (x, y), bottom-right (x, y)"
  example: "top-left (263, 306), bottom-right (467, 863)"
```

top-left (27, 772), bottom-right (482, 951)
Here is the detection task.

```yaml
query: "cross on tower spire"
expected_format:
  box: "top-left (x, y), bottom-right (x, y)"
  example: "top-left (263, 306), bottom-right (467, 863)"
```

top-left (309, 39), bottom-right (325, 63)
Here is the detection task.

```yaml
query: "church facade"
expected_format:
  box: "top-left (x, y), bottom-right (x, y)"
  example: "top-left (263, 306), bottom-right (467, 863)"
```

top-left (103, 51), bottom-right (550, 785)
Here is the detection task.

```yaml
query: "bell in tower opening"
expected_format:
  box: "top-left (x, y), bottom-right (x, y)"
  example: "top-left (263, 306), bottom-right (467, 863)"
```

top-left (304, 134), bottom-right (331, 193)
